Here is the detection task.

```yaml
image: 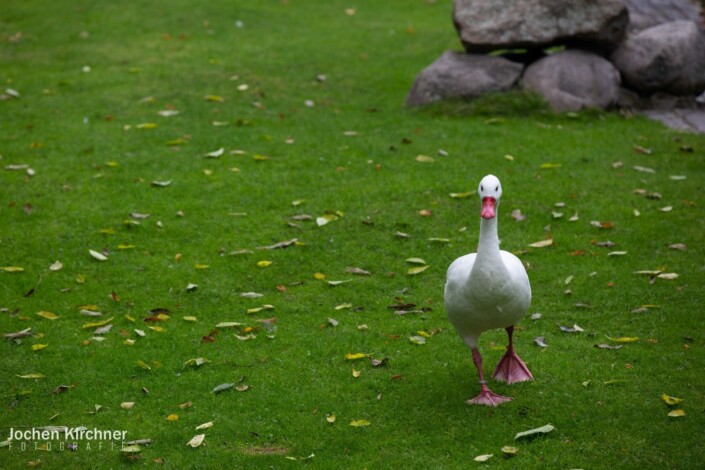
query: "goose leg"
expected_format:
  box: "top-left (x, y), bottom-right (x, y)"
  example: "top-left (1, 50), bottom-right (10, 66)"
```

top-left (466, 347), bottom-right (513, 406)
top-left (492, 325), bottom-right (534, 383)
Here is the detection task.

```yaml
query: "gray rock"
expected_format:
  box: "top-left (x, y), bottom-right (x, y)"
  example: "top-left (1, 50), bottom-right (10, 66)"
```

top-left (611, 21), bottom-right (705, 95)
top-left (453, 0), bottom-right (628, 53)
top-left (406, 50), bottom-right (524, 106)
top-left (521, 49), bottom-right (621, 111)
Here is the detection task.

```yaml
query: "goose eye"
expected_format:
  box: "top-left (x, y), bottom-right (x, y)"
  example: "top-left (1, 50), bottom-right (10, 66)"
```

top-left (480, 185), bottom-right (484, 191)
top-left (495, 185), bottom-right (499, 191)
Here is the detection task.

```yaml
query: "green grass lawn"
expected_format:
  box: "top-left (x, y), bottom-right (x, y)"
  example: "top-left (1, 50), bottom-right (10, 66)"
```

top-left (2, 0), bottom-right (705, 468)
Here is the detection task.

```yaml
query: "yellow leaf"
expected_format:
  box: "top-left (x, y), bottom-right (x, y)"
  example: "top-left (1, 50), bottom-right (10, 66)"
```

top-left (166, 414), bottom-right (179, 421)
top-left (155, 313), bottom-right (171, 321)
top-left (335, 303), bottom-right (353, 310)
top-left (474, 454), bottom-right (493, 462)
top-left (407, 265), bottom-right (429, 275)
top-left (661, 394), bottom-right (683, 406)
top-left (17, 373), bottom-right (45, 379)
top-left (345, 353), bottom-right (367, 360)
top-left (148, 326), bottom-right (165, 332)
top-left (205, 94), bottom-right (224, 102)
top-left (415, 155), bottom-right (434, 163)
top-left (82, 317), bottom-right (114, 329)
top-left (326, 414), bottom-right (336, 424)
top-left (257, 260), bottom-right (272, 268)
top-left (183, 316), bottom-right (198, 322)
top-left (136, 122), bottom-right (158, 129)
top-left (136, 360), bottom-right (152, 371)
top-left (352, 367), bottom-right (361, 378)
top-left (76, 274), bottom-right (86, 284)
top-left (608, 336), bottom-right (639, 343)
top-left (184, 357), bottom-right (209, 367)
top-left (314, 272), bottom-right (326, 280)
top-left (36, 311), bottom-right (60, 320)
top-left (449, 192), bottom-right (473, 199)
top-left (196, 421), bottom-right (213, 430)
top-left (668, 409), bottom-right (686, 417)
top-left (117, 244), bottom-right (135, 250)
top-left (349, 419), bottom-right (371, 427)
top-left (253, 154), bottom-right (270, 161)
top-left (120, 402), bottom-right (135, 410)
top-left (194, 264), bottom-right (209, 270)
top-left (2, 266), bottom-right (24, 272)
top-left (501, 446), bottom-right (519, 456)
top-left (540, 163), bottom-right (562, 169)
top-left (529, 239), bottom-right (554, 248)
top-left (31, 344), bottom-right (48, 351)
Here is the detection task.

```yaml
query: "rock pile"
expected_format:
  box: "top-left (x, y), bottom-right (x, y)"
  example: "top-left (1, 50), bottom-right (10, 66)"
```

top-left (407, 0), bottom-right (705, 114)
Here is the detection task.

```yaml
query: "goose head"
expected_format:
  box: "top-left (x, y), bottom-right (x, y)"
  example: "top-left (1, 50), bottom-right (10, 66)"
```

top-left (478, 174), bottom-right (502, 219)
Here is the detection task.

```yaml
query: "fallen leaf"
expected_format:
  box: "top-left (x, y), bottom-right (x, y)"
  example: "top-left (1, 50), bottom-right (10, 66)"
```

top-left (326, 279), bottom-right (352, 286)
top-left (204, 147), bottom-right (224, 158)
top-left (31, 344), bottom-right (48, 351)
top-left (89, 249), bottom-right (108, 261)
top-left (415, 155), bottom-right (434, 163)
top-left (668, 409), bottom-right (686, 418)
top-left (534, 337), bottom-right (548, 348)
top-left (16, 373), bottom-right (45, 379)
top-left (661, 394), bottom-right (683, 406)
top-left (529, 239), bottom-right (553, 248)
top-left (633, 165), bottom-right (655, 173)
top-left (184, 357), bottom-right (209, 367)
top-left (668, 243), bottom-right (687, 251)
top-left (406, 258), bottom-right (427, 265)
top-left (594, 343), bottom-right (623, 350)
top-left (349, 420), bottom-right (370, 427)
top-left (345, 353), bottom-right (367, 360)
top-left (501, 446), bottom-right (519, 456)
top-left (409, 335), bottom-right (426, 345)
top-left (36, 311), bottom-right (60, 320)
top-left (511, 209), bottom-right (526, 222)
top-left (1, 266), bottom-right (25, 272)
top-left (608, 251), bottom-right (628, 257)
top-left (186, 434), bottom-right (205, 448)
top-left (407, 265), bottom-right (429, 275)
top-left (257, 238), bottom-right (298, 250)
top-left (559, 324), bottom-right (583, 333)
top-left (657, 273), bottom-right (679, 280)
top-left (4, 327), bottom-right (32, 339)
top-left (326, 414), bottom-right (336, 424)
top-left (82, 317), bottom-right (113, 329)
top-left (212, 383), bottom-right (235, 394)
top-left (607, 336), bottom-right (638, 343)
top-left (515, 424), bottom-right (555, 440)
top-left (151, 180), bottom-right (172, 187)
top-left (346, 267), bottom-right (371, 276)
top-left (196, 421), bottom-right (213, 430)
top-left (121, 402), bottom-right (135, 410)
top-left (474, 454), bottom-right (493, 462)
top-left (450, 192), bottom-right (473, 199)
top-left (166, 414), bottom-right (179, 421)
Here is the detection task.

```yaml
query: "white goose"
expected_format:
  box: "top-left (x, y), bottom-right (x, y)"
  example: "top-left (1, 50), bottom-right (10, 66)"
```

top-left (445, 174), bottom-right (533, 406)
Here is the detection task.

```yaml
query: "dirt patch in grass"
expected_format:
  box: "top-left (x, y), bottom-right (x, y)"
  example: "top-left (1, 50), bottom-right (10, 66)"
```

top-left (241, 444), bottom-right (290, 456)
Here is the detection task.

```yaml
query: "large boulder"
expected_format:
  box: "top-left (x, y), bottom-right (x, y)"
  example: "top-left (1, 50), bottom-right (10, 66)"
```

top-left (453, 0), bottom-right (629, 53)
top-left (610, 21), bottom-right (705, 95)
top-left (521, 49), bottom-right (621, 111)
top-left (406, 50), bottom-right (524, 106)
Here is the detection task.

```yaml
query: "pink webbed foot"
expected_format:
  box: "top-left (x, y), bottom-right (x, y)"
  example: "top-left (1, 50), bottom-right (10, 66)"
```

top-left (466, 383), bottom-right (513, 406)
top-left (492, 348), bottom-right (533, 384)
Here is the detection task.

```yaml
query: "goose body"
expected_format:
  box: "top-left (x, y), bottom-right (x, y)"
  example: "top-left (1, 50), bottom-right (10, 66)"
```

top-left (445, 175), bottom-right (533, 406)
